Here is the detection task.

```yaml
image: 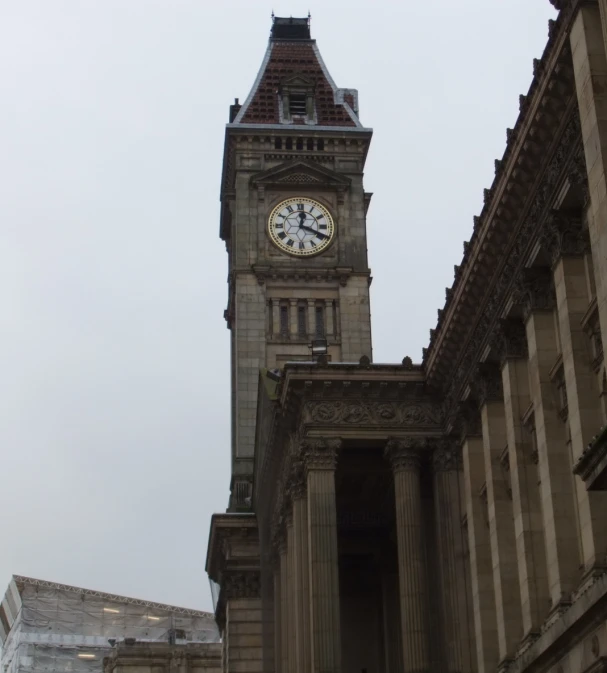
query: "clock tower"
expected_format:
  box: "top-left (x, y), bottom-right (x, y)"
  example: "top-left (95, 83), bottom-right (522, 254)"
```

top-left (219, 15), bottom-right (373, 508)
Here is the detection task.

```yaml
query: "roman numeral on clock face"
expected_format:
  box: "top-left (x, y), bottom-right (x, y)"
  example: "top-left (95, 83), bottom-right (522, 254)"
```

top-left (278, 231), bottom-right (286, 240)
top-left (286, 206), bottom-right (293, 213)
top-left (287, 239), bottom-right (294, 247)
top-left (299, 242), bottom-right (305, 250)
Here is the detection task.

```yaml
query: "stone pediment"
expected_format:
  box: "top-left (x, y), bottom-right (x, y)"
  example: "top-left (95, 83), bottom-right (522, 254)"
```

top-left (250, 159), bottom-right (351, 190)
top-left (280, 75), bottom-right (315, 89)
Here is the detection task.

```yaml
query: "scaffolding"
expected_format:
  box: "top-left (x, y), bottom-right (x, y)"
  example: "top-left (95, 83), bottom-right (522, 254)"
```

top-left (0, 576), bottom-right (219, 673)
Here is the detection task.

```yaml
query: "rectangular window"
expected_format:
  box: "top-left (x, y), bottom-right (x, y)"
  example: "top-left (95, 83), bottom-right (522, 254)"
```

top-left (315, 305), bottom-right (325, 338)
top-left (280, 304), bottom-right (289, 337)
top-left (297, 305), bottom-right (307, 338)
top-left (289, 93), bottom-right (307, 116)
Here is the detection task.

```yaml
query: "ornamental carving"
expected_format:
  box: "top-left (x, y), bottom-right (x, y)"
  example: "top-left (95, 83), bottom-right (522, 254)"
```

top-left (511, 269), bottom-right (556, 321)
top-left (384, 437), bottom-right (426, 472)
top-left (492, 319), bottom-right (528, 364)
top-left (441, 113), bottom-right (581, 419)
top-left (222, 571), bottom-right (261, 600)
top-left (432, 441), bottom-right (462, 472)
top-left (541, 210), bottom-right (589, 265)
top-left (302, 437), bottom-right (342, 471)
top-left (473, 364), bottom-right (504, 406)
top-left (303, 400), bottom-right (443, 428)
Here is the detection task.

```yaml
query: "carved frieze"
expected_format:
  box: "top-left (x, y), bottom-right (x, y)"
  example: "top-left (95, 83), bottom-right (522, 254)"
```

top-left (302, 400), bottom-right (443, 428)
top-left (222, 571), bottom-right (261, 600)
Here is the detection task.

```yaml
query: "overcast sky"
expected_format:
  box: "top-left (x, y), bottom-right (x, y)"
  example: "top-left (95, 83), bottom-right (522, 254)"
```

top-left (0, 0), bottom-right (557, 613)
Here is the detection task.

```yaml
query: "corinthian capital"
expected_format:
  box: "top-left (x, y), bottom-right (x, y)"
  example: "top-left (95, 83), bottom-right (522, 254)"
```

top-left (432, 440), bottom-right (462, 472)
top-left (511, 268), bottom-right (556, 321)
top-left (384, 437), bottom-right (426, 472)
top-left (302, 437), bottom-right (342, 472)
top-left (472, 363), bottom-right (503, 407)
top-left (491, 319), bottom-right (528, 365)
top-left (541, 210), bottom-right (589, 265)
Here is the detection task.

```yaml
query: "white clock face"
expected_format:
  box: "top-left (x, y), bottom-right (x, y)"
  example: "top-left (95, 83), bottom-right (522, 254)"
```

top-left (268, 197), bottom-right (335, 257)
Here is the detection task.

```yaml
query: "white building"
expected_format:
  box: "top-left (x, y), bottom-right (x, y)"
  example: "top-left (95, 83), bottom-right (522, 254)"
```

top-left (0, 576), bottom-right (219, 673)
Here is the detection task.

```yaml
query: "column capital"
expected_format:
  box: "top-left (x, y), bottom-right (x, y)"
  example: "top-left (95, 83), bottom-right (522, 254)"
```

top-left (287, 459), bottom-right (307, 501)
top-left (491, 319), bottom-right (528, 365)
top-left (302, 437), bottom-right (342, 471)
top-left (511, 268), bottom-right (556, 321)
top-left (432, 440), bottom-right (462, 472)
top-left (457, 402), bottom-right (483, 440)
top-left (384, 437), bottom-right (425, 472)
top-left (472, 363), bottom-right (504, 406)
top-left (541, 210), bottom-right (589, 265)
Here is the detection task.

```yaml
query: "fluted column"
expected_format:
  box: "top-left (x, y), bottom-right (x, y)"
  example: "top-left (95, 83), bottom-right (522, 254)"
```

top-left (325, 299), bottom-right (334, 339)
top-left (274, 564), bottom-right (282, 673)
top-left (271, 298), bottom-right (280, 338)
top-left (495, 320), bottom-right (549, 638)
top-left (287, 509), bottom-right (296, 673)
top-left (279, 531), bottom-right (289, 673)
top-left (303, 438), bottom-right (342, 673)
top-left (289, 464), bottom-right (311, 673)
top-left (385, 438), bottom-right (429, 672)
top-left (432, 440), bottom-right (475, 673)
top-left (289, 299), bottom-right (298, 340)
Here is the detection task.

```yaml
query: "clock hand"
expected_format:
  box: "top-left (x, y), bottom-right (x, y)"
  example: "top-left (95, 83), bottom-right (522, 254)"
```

top-left (300, 223), bottom-right (327, 239)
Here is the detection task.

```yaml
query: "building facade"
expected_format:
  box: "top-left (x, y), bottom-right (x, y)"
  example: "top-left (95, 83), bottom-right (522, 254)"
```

top-left (0, 576), bottom-right (219, 673)
top-left (204, 3), bottom-right (607, 673)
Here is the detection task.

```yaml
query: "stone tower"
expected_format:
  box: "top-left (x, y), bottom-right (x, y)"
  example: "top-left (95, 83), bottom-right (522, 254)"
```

top-left (219, 15), bottom-right (374, 508)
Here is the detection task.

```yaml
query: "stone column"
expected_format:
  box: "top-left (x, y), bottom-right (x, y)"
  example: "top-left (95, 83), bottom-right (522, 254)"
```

top-left (384, 438), bottom-right (429, 672)
top-left (307, 300), bottom-right (316, 339)
top-left (460, 409), bottom-right (499, 673)
top-left (293, 495), bottom-right (311, 673)
top-left (495, 320), bottom-right (549, 639)
top-left (571, 3), bottom-right (607, 357)
top-left (287, 510), bottom-right (296, 673)
top-left (432, 440), bottom-right (475, 673)
top-left (223, 571), bottom-right (263, 673)
top-left (515, 271), bottom-right (581, 610)
top-left (325, 299), bottom-right (335, 339)
top-left (303, 438), bottom-right (342, 673)
top-left (475, 366), bottom-right (523, 663)
top-left (271, 298), bottom-right (280, 338)
top-left (289, 299), bottom-right (298, 340)
top-left (273, 565), bottom-right (282, 673)
top-left (279, 532), bottom-right (290, 673)
top-left (545, 215), bottom-right (607, 575)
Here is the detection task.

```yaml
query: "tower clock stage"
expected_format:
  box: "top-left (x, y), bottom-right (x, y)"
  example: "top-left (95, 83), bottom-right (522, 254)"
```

top-left (267, 197), bottom-right (335, 256)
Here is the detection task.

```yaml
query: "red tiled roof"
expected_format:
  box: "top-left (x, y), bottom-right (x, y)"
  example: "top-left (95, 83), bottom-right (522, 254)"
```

top-left (238, 41), bottom-right (357, 127)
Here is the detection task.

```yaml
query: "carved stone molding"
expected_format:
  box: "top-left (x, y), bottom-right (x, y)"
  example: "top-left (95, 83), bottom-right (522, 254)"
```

top-left (511, 268), bottom-right (556, 321)
top-left (473, 364), bottom-right (504, 406)
top-left (541, 210), bottom-right (589, 265)
top-left (222, 571), bottom-right (261, 600)
top-left (492, 319), bottom-right (528, 364)
top-left (302, 437), bottom-right (342, 471)
top-left (432, 441), bottom-right (463, 472)
top-left (384, 437), bottom-right (426, 473)
top-left (302, 400), bottom-right (443, 428)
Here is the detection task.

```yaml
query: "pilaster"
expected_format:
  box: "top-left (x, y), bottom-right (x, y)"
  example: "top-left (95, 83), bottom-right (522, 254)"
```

top-left (547, 214), bottom-right (607, 575)
top-left (494, 320), bottom-right (549, 639)
top-left (475, 365), bottom-right (523, 663)
top-left (461, 415), bottom-right (500, 673)
top-left (515, 271), bottom-right (582, 608)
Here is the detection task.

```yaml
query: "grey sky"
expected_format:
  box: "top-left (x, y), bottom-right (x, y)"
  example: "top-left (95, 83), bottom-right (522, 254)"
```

top-left (0, 0), bottom-right (557, 612)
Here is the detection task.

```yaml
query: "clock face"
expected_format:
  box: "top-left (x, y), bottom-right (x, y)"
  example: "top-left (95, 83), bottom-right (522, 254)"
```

top-left (268, 197), bottom-right (335, 256)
